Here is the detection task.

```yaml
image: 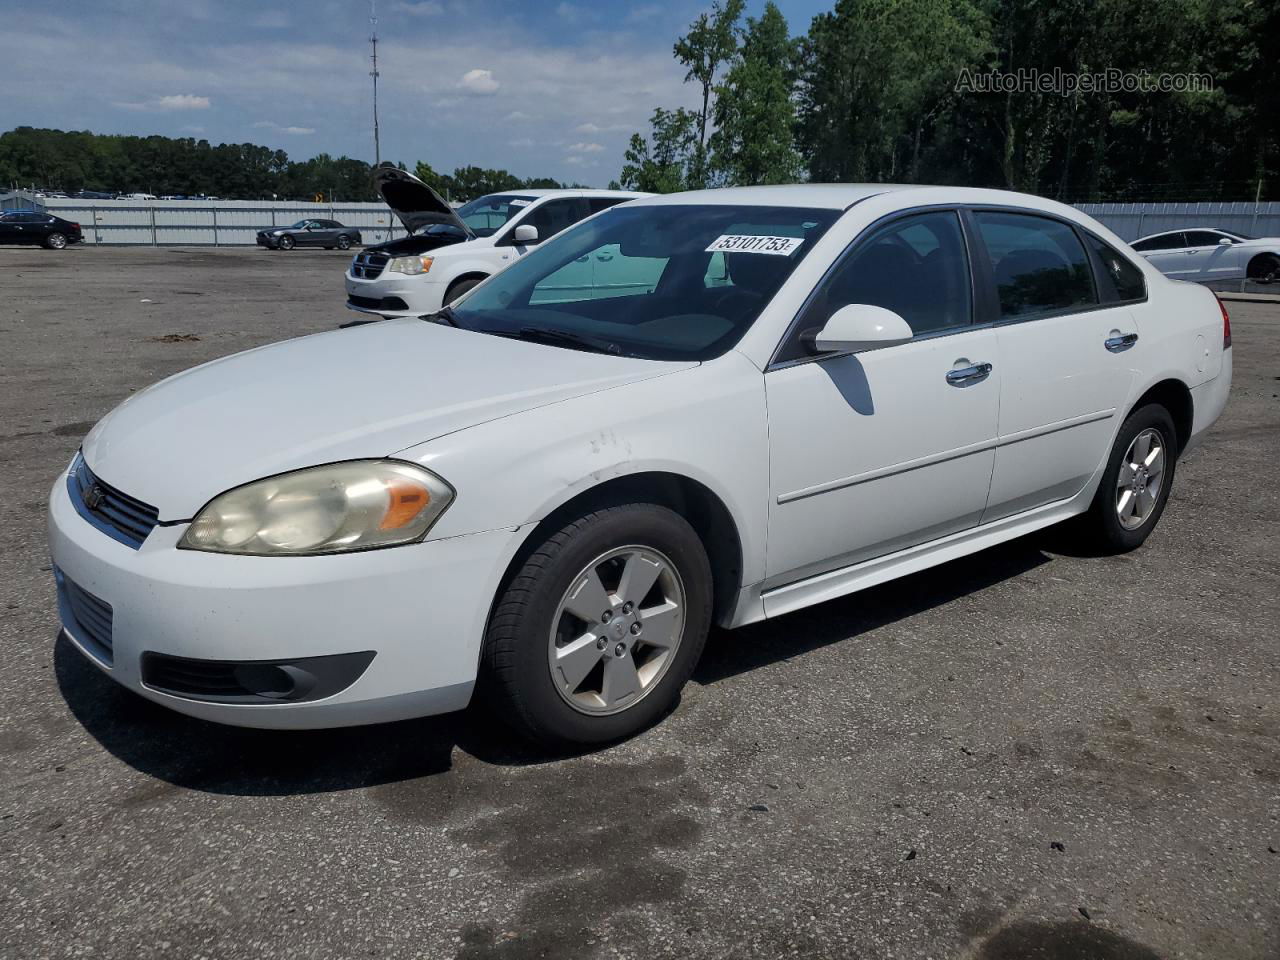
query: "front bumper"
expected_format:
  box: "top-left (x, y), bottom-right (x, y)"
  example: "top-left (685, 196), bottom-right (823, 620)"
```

top-left (256, 234), bottom-right (280, 249)
top-left (48, 469), bottom-right (527, 728)
top-left (344, 270), bottom-right (444, 318)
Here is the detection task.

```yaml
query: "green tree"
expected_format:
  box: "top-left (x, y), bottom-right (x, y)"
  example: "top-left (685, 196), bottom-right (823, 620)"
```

top-left (619, 107), bottom-right (701, 193)
top-left (672, 0), bottom-right (745, 187)
top-left (709, 2), bottom-right (803, 186)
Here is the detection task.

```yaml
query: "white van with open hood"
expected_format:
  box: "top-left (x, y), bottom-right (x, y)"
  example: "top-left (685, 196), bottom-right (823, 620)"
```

top-left (345, 167), bottom-right (648, 319)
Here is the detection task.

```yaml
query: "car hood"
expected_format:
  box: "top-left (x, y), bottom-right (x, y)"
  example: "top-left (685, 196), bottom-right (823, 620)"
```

top-left (374, 166), bottom-right (473, 238)
top-left (361, 232), bottom-right (469, 256)
top-left (81, 319), bottom-right (693, 520)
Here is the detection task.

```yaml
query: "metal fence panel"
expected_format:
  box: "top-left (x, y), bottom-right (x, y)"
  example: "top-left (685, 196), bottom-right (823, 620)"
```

top-left (1077, 201), bottom-right (1280, 242)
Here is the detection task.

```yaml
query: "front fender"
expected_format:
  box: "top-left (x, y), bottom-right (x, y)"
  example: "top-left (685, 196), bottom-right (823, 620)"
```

top-left (399, 353), bottom-right (770, 586)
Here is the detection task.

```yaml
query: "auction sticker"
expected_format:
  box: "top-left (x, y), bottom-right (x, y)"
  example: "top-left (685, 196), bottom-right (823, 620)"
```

top-left (705, 234), bottom-right (804, 256)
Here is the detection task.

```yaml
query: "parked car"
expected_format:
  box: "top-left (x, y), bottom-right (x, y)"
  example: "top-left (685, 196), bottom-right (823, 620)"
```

top-left (119, 193), bottom-right (157, 200)
top-left (74, 190), bottom-right (114, 200)
top-left (0, 210), bottom-right (83, 248)
top-left (344, 167), bottom-right (647, 318)
top-left (1131, 227), bottom-right (1280, 283)
top-left (48, 184), bottom-right (1231, 747)
top-left (257, 219), bottom-right (362, 251)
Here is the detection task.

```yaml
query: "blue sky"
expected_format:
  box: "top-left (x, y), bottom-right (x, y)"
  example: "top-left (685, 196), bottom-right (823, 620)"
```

top-left (0, 0), bottom-right (831, 186)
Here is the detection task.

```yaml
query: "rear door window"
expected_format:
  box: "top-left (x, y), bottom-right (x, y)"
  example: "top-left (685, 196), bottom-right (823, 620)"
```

top-left (974, 211), bottom-right (1096, 320)
top-left (1083, 234), bottom-right (1147, 303)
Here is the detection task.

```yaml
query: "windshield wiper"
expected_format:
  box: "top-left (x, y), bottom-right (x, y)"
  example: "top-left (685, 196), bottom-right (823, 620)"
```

top-left (515, 326), bottom-right (624, 356)
top-left (422, 305), bottom-right (461, 327)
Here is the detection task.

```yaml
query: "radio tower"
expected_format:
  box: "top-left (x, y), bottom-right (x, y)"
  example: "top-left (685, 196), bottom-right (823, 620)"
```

top-left (370, 0), bottom-right (381, 167)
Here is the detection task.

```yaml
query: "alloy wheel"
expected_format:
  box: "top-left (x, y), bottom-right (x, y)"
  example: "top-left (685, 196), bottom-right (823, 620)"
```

top-left (547, 545), bottom-right (686, 716)
top-left (1116, 427), bottom-right (1166, 530)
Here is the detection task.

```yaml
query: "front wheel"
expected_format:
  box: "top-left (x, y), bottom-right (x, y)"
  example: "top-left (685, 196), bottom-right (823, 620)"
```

top-left (278, 235), bottom-right (295, 250)
top-left (1082, 404), bottom-right (1178, 552)
top-left (444, 276), bottom-right (484, 304)
top-left (483, 503), bottom-right (712, 748)
top-left (1247, 253), bottom-right (1279, 284)
top-left (44, 232), bottom-right (68, 250)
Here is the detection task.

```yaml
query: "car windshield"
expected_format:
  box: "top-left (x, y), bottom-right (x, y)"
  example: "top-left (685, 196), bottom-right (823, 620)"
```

top-left (1220, 230), bottom-right (1254, 241)
top-left (289, 220), bottom-right (311, 229)
top-left (443, 194), bottom-right (537, 238)
top-left (446, 204), bottom-right (840, 361)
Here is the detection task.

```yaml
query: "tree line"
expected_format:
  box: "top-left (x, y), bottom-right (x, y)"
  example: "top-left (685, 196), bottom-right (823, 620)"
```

top-left (0, 127), bottom-right (577, 202)
top-left (617, 0), bottom-right (1279, 203)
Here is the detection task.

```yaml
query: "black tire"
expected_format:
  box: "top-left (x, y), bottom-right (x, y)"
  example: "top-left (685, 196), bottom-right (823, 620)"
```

top-left (1247, 253), bottom-right (1279, 284)
top-left (278, 235), bottom-right (295, 250)
top-left (44, 232), bottom-right (68, 250)
top-left (337, 235), bottom-right (352, 251)
top-left (444, 276), bottom-right (484, 304)
top-left (483, 503), bottom-right (713, 748)
top-left (1082, 403), bottom-right (1178, 553)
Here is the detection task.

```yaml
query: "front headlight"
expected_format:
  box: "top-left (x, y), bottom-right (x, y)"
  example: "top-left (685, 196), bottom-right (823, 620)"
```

top-left (180, 460), bottom-right (454, 556)
top-left (387, 255), bottom-right (433, 275)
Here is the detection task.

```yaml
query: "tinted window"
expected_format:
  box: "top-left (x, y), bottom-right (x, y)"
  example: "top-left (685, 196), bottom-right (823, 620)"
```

top-left (451, 204), bottom-right (838, 361)
top-left (1185, 230), bottom-right (1227, 247)
top-left (786, 211), bottom-right (971, 360)
top-left (524, 198), bottom-right (589, 241)
top-left (976, 212), bottom-right (1095, 319)
top-left (1084, 234), bottom-right (1146, 303)
top-left (588, 197), bottom-right (628, 214)
top-left (1133, 233), bottom-right (1185, 252)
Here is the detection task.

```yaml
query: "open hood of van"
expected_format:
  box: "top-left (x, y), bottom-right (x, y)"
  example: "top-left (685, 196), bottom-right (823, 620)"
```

top-left (373, 166), bottom-right (473, 238)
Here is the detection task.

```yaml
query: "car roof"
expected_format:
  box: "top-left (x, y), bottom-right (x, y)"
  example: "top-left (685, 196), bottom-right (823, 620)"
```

top-left (491, 189), bottom-right (650, 200)
top-left (1134, 228), bottom-right (1229, 242)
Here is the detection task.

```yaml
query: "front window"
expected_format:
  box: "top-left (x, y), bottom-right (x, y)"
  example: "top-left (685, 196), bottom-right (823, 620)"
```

top-left (444, 194), bottom-right (538, 238)
top-left (446, 204), bottom-right (839, 361)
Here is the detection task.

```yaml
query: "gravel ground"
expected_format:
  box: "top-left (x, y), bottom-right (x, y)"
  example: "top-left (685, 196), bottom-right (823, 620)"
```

top-left (1, 245), bottom-right (1277, 960)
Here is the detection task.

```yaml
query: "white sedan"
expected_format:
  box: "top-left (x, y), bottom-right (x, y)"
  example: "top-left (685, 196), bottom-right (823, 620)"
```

top-left (344, 167), bottom-right (648, 318)
top-left (1131, 227), bottom-right (1280, 283)
top-left (49, 184), bottom-right (1232, 747)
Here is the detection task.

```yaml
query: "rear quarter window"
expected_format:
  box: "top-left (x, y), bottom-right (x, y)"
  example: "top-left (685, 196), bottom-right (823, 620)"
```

top-left (1084, 233), bottom-right (1146, 303)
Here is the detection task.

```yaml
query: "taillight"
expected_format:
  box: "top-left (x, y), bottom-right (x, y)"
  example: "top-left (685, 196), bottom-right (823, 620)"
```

top-left (71, 222), bottom-right (80, 230)
top-left (1216, 294), bottom-right (1231, 348)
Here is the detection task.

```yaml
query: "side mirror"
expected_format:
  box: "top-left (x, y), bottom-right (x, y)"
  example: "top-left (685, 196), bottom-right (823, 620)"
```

top-left (512, 223), bottom-right (539, 244)
top-left (811, 304), bottom-right (913, 354)
top-left (1218, 237), bottom-right (1233, 245)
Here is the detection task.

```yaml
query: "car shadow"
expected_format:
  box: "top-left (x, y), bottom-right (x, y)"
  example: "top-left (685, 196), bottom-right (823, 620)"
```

top-left (695, 535), bottom-right (1054, 685)
top-left (57, 531), bottom-right (1061, 797)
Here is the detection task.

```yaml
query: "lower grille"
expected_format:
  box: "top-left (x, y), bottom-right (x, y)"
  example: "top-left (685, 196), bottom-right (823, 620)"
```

top-left (348, 294), bottom-right (408, 311)
top-left (58, 570), bottom-right (114, 662)
top-left (68, 453), bottom-right (159, 549)
top-left (350, 252), bottom-right (388, 279)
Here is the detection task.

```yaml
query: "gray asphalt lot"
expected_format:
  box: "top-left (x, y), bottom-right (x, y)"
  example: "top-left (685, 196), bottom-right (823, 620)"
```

top-left (1, 245), bottom-right (1277, 960)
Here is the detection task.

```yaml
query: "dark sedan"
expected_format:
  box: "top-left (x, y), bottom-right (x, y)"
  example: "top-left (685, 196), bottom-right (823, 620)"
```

top-left (256, 219), bottom-right (362, 251)
top-left (0, 210), bottom-right (83, 249)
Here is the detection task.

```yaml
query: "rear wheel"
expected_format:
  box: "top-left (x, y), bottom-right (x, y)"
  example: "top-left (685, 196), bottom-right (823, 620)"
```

top-left (1247, 253), bottom-right (1279, 284)
top-left (1082, 404), bottom-right (1178, 552)
top-left (278, 235), bottom-right (295, 250)
top-left (44, 232), bottom-right (68, 250)
top-left (444, 276), bottom-right (484, 304)
top-left (483, 503), bottom-right (712, 748)
top-left (337, 235), bottom-right (352, 251)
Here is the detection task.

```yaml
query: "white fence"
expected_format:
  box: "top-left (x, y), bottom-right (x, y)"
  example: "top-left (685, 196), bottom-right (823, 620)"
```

top-left (1, 193), bottom-right (410, 246)
top-left (5, 191), bottom-right (1279, 247)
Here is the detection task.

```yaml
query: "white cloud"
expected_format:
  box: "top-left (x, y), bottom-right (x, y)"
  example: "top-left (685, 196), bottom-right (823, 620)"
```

top-left (180, 124), bottom-right (205, 133)
top-left (509, 137), bottom-right (535, 147)
top-left (567, 142), bottom-right (605, 154)
top-left (392, 0), bottom-right (444, 14)
top-left (564, 155), bottom-right (598, 167)
top-left (504, 110), bottom-right (535, 122)
top-left (115, 93), bottom-right (211, 111)
top-left (457, 68), bottom-right (499, 95)
top-left (253, 120), bottom-right (315, 135)
top-left (575, 121), bottom-right (630, 134)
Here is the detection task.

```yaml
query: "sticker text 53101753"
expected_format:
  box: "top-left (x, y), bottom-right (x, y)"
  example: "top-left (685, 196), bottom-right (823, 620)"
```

top-left (705, 234), bottom-right (804, 256)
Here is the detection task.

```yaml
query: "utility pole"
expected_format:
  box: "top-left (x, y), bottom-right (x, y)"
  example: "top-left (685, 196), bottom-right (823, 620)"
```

top-left (370, 0), bottom-right (381, 168)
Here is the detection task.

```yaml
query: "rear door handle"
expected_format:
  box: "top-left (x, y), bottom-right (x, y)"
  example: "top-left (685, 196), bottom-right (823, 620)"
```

top-left (946, 362), bottom-right (993, 386)
top-left (1105, 333), bottom-right (1139, 352)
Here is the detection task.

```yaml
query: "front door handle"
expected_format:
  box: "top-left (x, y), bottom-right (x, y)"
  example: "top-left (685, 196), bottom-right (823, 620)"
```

top-left (1105, 332), bottom-right (1139, 352)
top-left (946, 362), bottom-right (993, 386)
